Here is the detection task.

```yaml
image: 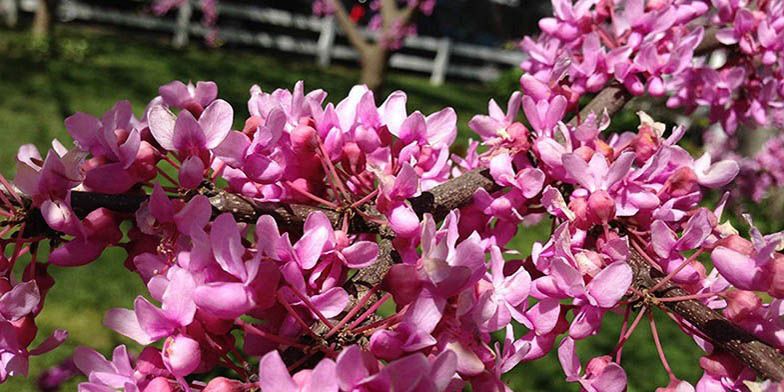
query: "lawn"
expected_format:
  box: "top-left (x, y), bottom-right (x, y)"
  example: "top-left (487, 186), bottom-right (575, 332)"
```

top-left (0, 25), bottom-right (705, 391)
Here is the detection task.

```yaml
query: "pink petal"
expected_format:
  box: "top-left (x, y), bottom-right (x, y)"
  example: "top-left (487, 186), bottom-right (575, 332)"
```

top-left (134, 296), bottom-right (177, 340)
top-left (178, 156), bottom-right (204, 189)
top-left (84, 163), bottom-right (137, 194)
top-left (0, 281), bottom-right (40, 321)
top-left (159, 80), bottom-right (190, 107)
top-left (258, 350), bottom-right (298, 391)
top-left (147, 105), bottom-right (177, 151)
top-left (587, 261), bottom-right (632, 308)
top-left (211, 213), bottom-right (248, 280)
top-left (162, 269), bottom-right (196, 327)
top-left (697, 160), bottom-right (739, 188)
top-left (310, 287), bottom-right (348, 319)
top-left (214, 131), bottom-right (250, 167)
top-left (103, 308), bottom-right (155, 345)
top-left (194, 282), bottom-right (254, 319)
top-left (388, 203), bottom-right (420, 238)
top-left (302, 358), bottom-right (338, 392)
top-left (341, 241), bottom-right (378, 268)
top-left (172, 110), bottom-right (206, 152)
top-left (150, 183), bottom-right (174, 223)
top-left (468, 115), bottom-right (502, 139)
top-left (174, 195), bottom-right (211, 235)
top-left (711, 247), bottom-right (767, 290)
top-left (199, 99), bottom-right (233, 149)
top-left (336, 346), bottom-right (371, 391)
top-left (591, 363), bottom-right (627, 392)
top-left (295, 219), bottom-right (330, 270)
top-left (425, 108), bottom-right (457, 147)
top-left (557, 337), bottom-right (581, 379)
top-left (64, 112), bottom-right (101, 151)
top-left (379, 91), bottom-right (408, 136)
top-left (73, 346), bottom-right (114, 377)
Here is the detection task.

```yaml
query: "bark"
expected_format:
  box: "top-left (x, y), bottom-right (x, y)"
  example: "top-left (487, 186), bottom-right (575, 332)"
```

top-left (359, 44), bottom-right (389, 95)
top-left (32, 0), bottom-right (58, 38)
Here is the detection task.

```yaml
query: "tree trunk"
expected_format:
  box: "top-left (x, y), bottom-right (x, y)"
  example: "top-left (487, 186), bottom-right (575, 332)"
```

top-left (32, 0), bottom-right (58, 38)
top-left (359, 45), bottom-right (390, 95)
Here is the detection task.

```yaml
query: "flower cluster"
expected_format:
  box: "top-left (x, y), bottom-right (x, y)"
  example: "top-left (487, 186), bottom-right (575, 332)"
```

top-left (521, 0), bottom-right (784, 134)
top-left (1, 74), bottom-right (782, 391)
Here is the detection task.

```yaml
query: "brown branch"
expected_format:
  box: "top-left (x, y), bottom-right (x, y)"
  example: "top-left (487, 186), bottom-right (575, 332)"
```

top-left (328, 0), bottom-right (370, 53)
top-left (626, 250), bottom-right (784, 381)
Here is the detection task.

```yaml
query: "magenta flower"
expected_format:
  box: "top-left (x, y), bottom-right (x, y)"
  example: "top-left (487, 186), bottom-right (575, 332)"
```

top-left (473, 246), bottom-right (531, 333)
top-left (159, 80), bottom-right (218, 113)
top-left (258, 350), bottom-right (337, 392)
top-left (104, 267), bottom-right (196, 344)
top-left (148, 98), bottom-right (233, 156)
top-left (558, 337), bottom-right (627, 392)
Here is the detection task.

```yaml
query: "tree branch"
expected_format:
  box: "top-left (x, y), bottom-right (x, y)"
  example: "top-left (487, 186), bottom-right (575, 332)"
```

top-left (328, 0), bottom-right (370, 53)
top-left (626, 250), bottom-right (784, 381)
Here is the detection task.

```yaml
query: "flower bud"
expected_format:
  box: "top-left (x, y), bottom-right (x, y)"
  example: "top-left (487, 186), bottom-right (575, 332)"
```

top-left (242, 115), bottom-right (265, 137)
top-left (699, 352), bottom-right (744, 378)
top-left (588, 190), bottom-right (616, 223)
top-left (368, 330), bottom-right (404, 361)
top-left (569, 197), bottom-right (594, 231)
top-left (382, 264), bottom-right (422, 306)
top-left (723, 290), bottom-right (761, 322)
top-left (341, 142), bottom-right (366, 175)
top-left (83, 208), bottom-right (123, 244)
top-left (632, 125), bottom-right (658, 163)
top-left (136, 347), bottom-right (167, 378)
top-left (163, 334), bottom-right (201, 376)
top-left (12, 315), bottom-right (38, 347)
top-left (143, 377), bottom-right (174, 392)
top-left (507, 122), bottom-right (531, 151)
top-left (663, 167), bottom-right (697, 197)
top-left (572, 146), bottom-right (595, 162)
top-left (182, 101), bottom-right (204, 118)
top-left (178, 155), bottom-right (205, 189)
top-left (768, 254), bottom-right (784, 298)
top-left (291, 124), bottom-right (319, 154)
top-left (585, 355), bottom-right (612, 378)
top-left (130, 141), bottom-right (161, 182)
top-left (575, 251), bottom-right (603, 277)
top-left (714, 235), bottom-right (754, 256)
top-left (203, 377), bottom-right (247, 392)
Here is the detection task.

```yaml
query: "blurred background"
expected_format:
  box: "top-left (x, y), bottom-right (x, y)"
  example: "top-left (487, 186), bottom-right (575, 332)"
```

top-left (0, 0), bottom-right (781, 391)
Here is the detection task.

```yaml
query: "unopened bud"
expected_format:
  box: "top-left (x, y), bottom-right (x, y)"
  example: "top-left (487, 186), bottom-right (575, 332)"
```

top-left (203, 377), bottom-right (247, 392)
top-left (724, 290), bottom-right (761, 321)
top-left (663, 167), bottom-right (697, 197)
top-left (714, 235), bottom-right (754, 256)
top-left (291, 125), bottom-right (319, 154)
top-left (572, 146), bottom-right (595, 162)
top-left (163, 334), bottom-right (201, 377)
top-left (143, 377), bottom-right (174, 392)
top-left (341, 142), bottom-right (366, 175)
top-left (588, 190), bottom-right (616, 223)
top-left (768, 254), bottom-right (784, 298)
top-left (242, 115), bottom-right (265, 136)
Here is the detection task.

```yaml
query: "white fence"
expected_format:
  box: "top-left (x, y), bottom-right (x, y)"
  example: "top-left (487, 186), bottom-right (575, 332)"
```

top-left (6, 0), bottom-right (526, 85)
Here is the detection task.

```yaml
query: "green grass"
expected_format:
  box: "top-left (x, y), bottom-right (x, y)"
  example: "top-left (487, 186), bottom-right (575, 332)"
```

top-left (0, 25), bottom-right (705, 391)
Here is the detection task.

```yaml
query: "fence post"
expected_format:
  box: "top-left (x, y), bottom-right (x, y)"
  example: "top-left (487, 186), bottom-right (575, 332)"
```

top-left (172, 0), bottom-right (192, 48)
top-left (317, 15), bottom-right (335, 67)
top-left (430, 37), bottom-right (451, 86)
top-left (2, 0), bottom-right (17, 27)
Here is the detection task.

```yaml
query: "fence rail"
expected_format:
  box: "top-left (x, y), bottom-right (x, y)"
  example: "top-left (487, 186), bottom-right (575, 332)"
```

top-left (7, 0), bottom-right (526, 85)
